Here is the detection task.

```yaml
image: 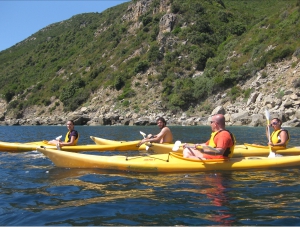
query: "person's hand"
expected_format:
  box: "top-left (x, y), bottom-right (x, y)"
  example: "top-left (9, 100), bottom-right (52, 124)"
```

top-left (137, 139), bottom-right (146, 147)
top-left (146, 134), bottom-right (154, 139)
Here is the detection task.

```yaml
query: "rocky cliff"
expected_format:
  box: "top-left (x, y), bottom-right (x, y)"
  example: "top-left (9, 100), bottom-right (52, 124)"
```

top-left (1, 56), bottom-right (300, 127)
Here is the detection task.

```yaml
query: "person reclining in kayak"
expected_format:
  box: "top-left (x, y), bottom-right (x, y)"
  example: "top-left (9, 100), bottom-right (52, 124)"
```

top-left (267, 117), bottom-right (290, 149)
top-left (48, 120), bottom-right (79, 148)
top-left (138, 117), bottom-right (173, 146)
top-left (183, 114), bottom-right (235, 160)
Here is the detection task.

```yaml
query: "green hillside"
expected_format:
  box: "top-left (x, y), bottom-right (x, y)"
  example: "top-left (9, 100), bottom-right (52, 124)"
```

top-left (0, 0), bottom-right (299, 118)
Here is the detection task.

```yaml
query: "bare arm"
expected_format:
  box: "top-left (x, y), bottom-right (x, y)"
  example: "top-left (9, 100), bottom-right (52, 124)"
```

top-left (184, 142), bottom-right (221, 153)
top-left (138, 127), bottom-right (172, 145)
top-left (151, 127), bottom-right (170, 142)
top-left (202, 147), bottom-right (223, 154)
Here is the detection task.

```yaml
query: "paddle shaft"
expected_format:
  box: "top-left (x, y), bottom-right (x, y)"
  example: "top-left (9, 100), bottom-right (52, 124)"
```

top-left (265, 109), bottom-right (276, 158)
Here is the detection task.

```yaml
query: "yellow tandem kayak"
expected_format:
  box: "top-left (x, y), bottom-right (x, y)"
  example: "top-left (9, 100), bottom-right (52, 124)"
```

top-left (90, 136), bottom-right (174, 152)
top-left (37, 147), bottom-right (300, 173)
top-left (147, 143), bottom-right (300, 157)
top-left (90, 136), bottom-right (147, 150)
top-left (0, 140), bottom-right (140, 152)
top-left (234, 143), bottom-right (300, 157)
top-left (90, 136), bottom-right (300, 157)
top-left (0, 141), bottom-right (56, 152)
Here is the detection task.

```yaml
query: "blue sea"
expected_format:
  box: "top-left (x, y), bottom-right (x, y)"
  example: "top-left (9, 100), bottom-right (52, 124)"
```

top-left (0, 125), bottom-right (300, 226)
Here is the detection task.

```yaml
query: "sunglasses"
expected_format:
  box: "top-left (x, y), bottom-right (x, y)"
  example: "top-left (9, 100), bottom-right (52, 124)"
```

top-left (271, 122), bottom-right (278, 125)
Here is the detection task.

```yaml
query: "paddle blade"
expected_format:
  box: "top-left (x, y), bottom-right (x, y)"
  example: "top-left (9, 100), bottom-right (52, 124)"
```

top-left (265, 109), bottom-right (270, 121)
top-left (268, 151), bottom-right (276, 158)
top-left (140, 131), bottom-right (146, 138)
top-left (172, 140), bottom-right (181, 151)
top-left (56, 135), bottom-right (62, 140)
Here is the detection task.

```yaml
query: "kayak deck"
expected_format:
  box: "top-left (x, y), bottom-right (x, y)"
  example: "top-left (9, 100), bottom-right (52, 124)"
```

top-left (37, 147), bottom-right (300, 173)
top-left (0, 140), bottom-right (140, 152)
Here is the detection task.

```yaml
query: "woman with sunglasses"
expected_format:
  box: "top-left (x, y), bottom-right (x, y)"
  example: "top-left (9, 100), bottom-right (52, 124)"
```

top-left (267, 118), bottom-right (290, 149)
top-left (47, 120), bottom-right (79, 149)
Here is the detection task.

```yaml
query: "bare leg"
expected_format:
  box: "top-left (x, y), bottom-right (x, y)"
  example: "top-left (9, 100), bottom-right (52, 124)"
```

top-left (183, 147), bottom-right (206, 159)
top-left (47, 140), bottom-right (59, 145)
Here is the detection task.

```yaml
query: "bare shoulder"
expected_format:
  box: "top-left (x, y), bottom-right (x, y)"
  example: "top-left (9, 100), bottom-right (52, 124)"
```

top-left (161, 126), bottom-right (171, 133)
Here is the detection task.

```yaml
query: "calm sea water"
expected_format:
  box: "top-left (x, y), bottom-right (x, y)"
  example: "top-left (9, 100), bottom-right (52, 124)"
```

top-left (1, 125), bottom-right (300, 226)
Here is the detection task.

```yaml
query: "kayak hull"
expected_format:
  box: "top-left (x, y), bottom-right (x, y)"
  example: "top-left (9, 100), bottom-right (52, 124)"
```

top-left (90, 136), bottom-right (147, 150)
top-left (37, 147), bottom-right (300, 173)
top-left (0, 140), bottom-right (140, 152)
top-left (91, 136), bottom-right (174, 153)
top-left (151, 143), bottom-right (300, 157)
top-left (90, 136), bottom-right (300, 157)
top-left (234, 143), bottom-right (300, 157)
top-left (0, 141), bottom-right (55, 152)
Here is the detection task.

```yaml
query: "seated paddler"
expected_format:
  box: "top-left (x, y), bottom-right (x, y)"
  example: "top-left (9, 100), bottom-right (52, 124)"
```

top-left (183, 114), bottom-right (235, 160)
top-left (138, 117), bottom-right (173, 146)
top-left (267, 117), bottom-right (290, 150)
top-left (48, 120), bottom-right (79, 148)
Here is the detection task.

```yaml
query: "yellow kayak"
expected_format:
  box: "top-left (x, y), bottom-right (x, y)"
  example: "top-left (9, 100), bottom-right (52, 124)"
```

top-left (90, 136), bottom-right (147, 150)
top-left (0, 140), bottom-right (140, 152)
top-left (90, 136), bottom-right (200, 154)
top-left (234, 143), bottom-right (300, 157)
top-left (90, 136), bottom-right (139, 145)
top-left (146, 143), bottom-right (300, 157)
top-left (37, 147), bottom-right (300, 173)
top-left (90, 136), bottom-right (300, 157)
top-left (0, 141), bottom-right (55, 152)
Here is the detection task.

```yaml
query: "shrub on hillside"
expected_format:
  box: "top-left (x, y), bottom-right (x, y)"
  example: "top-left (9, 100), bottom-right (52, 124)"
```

top-left (230, 22), bottom-right (246, 36)
top-left (4, 91), bottom-right (15, 103)
top-left (114, 75), bottom-right (125, 91)
top-left (271, 47), bottom-right (294, 62)
top-left (134, 61), bottom-right (149, 73)
top-left (117, 87), bottom-right (136, 100)
top-left (7, 100), bottom-right (19, 109)
top-left (148, 45), bottom-right (163, 62)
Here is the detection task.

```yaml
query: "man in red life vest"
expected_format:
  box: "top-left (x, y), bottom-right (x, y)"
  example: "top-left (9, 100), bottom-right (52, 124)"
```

top-left (183, 114), bottom-right (235, 160)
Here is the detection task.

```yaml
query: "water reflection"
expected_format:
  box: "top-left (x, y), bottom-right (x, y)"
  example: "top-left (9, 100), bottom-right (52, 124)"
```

top-left (202, 173), bottom-right (234, 225)
top-left (22, 168), bottom-right (184, 213)
top-left (184, 173), bottom-right (235, 225)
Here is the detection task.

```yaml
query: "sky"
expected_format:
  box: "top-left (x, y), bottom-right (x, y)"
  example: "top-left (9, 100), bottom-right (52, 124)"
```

top-left (0, 0), bottom-right (129, 52)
